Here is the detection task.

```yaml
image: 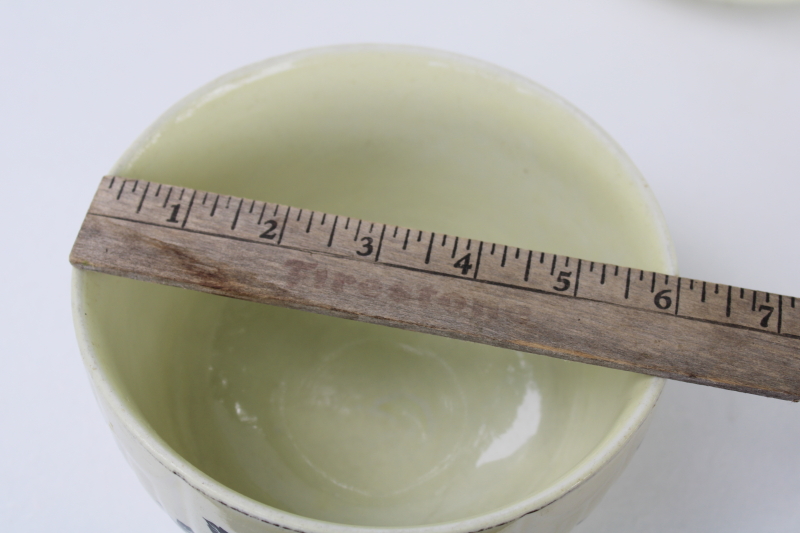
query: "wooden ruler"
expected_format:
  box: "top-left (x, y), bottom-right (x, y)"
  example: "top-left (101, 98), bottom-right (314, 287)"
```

top-left (70, 176), bottom-right (800, 401)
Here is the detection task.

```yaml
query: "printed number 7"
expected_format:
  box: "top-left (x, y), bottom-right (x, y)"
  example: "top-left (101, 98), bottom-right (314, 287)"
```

top-left (759, 304), bottom-right (774, 328)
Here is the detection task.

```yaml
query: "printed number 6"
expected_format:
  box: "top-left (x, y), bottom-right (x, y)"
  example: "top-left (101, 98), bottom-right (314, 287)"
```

top-left (654, 289), bottom-right (672, 310)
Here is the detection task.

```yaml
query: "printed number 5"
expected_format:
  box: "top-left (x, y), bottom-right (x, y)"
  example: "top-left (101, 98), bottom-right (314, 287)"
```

top-left (553, 271), bottom-right (572, 292)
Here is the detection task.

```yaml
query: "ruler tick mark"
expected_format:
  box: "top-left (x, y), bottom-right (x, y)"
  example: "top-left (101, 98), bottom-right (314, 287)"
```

top-left (393, 226), bottom-right (398, 238)
top-left (369, 223), bottom-right (374, 233)
top-left (614, 266), bottom-right (619, 277)
top-left (306, 212), bottom-right (314, 233)
top-left (231, 199), bottom-right (243, 230)
top-left (752, 291), bottom-right (757, 311)
top-left (702, 282), bottom-right (707, 302)
top-left (108, 176), bottom-right (116, 188)
top-left (574, 260), bottom-right (582, 297)
top-left (345, 217), bottom-right (351, 230)
top-left (650, 272), bottom-right (656, 293)
top-left (590, 262), bottom-right (594, 272)
top-left (225, 196), bottom-right (230, 208)
top-left (766, 293), bottom-right (770, 303)
top-left (354, 220), bottom-right (362, 241)
top-left (625, 268), bottom-right (631, 299)
top-left (473, 242), bottom-right (484, 279)
top-left (417, 231), bottom-right (423, 242)
top-left (273, 204), bottom-right (280, 216)
top-left (403, 229), bottom-right (410, 250)
top-left (296, 209), bottom-right (303, 222)
top-left (258, 203), bottom-right (266, 225)
top-left (442, 234), bottom-right (447, 246)
top-left (249, 200), bottom-right (255, 213)
top-left (277, 207), bottom-right (291, 245)
top-left (136, 182), bottom-right (150, 213)
top-left (515, 248), bottom-right (520, 260)
top-left (524, 251), bottom-right (532, 282)
top-left (726, 286), bottom-right (732, 318)
top-left (640, 271), bottom-right (644, 281)
top-left (209, 195), bottom-right (218, 216)
top-left (550, 255), bottom-right (557, 276)
top-left (163, 187), bottom-right (173, 208)
top-left (327, 216), bottom-right (338, 247)
top-left (155, 184), bottom-right (161, 197)
top-left (565, 257), bottom-right (570, 268)
top-left (181, 191), bottom-right (196, 228)
top-left (375, 225), bottom-right (387, 262)
top-left (675, 278), bottom-right (682, 316)
top-left (132, 180), bottom-right (138, 193)
top-left (452, 237), bottom-right (459, 258)
top-left (601, 265), bottom-right (606, 285)
top-left (778, 296), bottom-right (783, 334)
top-left (425, 233), bottom-right (436, 264)
top-left (539, 253), bottom-right (544, 264)
top-left (501, 246), bottom-right (508, 267)
top-left (117, 180), bottom-right (127, 200)
top-left (490, 243), bottom-right (496, 255)
top-left (202, 192), bottom-right (208, 205)
top-left (466, 239), bottom-right (471, 251)
top-left (179, 188), bottom-right (185, 201)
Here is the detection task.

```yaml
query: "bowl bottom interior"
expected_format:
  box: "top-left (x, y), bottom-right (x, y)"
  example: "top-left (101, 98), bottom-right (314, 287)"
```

top-left (82, 271), bottom-right (653, 527)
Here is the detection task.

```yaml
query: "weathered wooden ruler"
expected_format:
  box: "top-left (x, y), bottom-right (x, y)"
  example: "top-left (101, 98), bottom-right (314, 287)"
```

top-left (70, 176), bottom-right (800, 401)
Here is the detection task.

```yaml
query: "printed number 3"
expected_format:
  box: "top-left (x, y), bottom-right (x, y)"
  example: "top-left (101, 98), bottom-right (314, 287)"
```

top-left (357, 236), bottom-right (374, 256)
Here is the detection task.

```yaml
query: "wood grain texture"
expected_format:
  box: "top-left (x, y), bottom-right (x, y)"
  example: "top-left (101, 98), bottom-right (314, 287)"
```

top-left (70, 177), bottom-right (800, 401)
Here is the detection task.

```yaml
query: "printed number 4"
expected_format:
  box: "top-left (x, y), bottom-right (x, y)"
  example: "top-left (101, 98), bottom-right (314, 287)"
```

top-left (454, 253), bottom-right (473, 275)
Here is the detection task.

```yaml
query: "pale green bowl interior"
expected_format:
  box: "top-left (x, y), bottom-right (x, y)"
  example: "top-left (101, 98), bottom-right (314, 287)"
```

top-left (77, 47), bottom-right (674, 528)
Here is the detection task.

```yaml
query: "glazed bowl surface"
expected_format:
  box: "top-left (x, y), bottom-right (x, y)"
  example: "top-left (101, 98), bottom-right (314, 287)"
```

top-left (73, 45), bottom-right (676, 533)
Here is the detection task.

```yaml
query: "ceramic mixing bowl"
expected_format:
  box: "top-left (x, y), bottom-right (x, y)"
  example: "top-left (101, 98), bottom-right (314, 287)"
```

top-left (72, 45), bottom-right (677, 533)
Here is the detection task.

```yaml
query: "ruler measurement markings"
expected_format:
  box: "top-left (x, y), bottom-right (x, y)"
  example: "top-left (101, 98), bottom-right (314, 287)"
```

top-left (72, 177), bottom-right (800, 401)
top-left (93, 202), bottom-right (793, 340)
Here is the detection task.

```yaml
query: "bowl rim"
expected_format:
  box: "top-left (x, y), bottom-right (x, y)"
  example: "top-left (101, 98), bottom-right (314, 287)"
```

top-left (73, 43), bottom-right (675, 533)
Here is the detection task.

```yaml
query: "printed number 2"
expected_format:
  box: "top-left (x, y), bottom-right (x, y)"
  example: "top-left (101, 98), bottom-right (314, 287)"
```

top-left (260, 220), bottom-right (278, 239)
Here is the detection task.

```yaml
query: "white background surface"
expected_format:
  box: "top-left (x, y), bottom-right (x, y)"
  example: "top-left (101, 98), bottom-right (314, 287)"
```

top-left (2, 2), bottom-right (799, 532)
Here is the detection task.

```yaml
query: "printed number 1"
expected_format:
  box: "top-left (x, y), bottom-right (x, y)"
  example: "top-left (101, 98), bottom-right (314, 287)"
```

top-left (167, 204), bottom-right (180, 223)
